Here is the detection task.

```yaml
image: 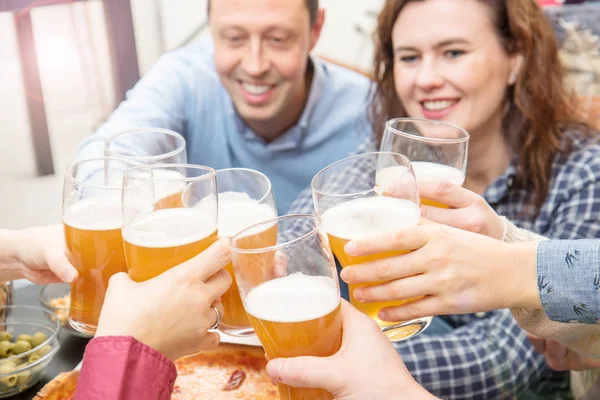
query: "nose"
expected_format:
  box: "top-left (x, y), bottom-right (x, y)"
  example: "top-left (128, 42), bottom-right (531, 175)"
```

top-left (415, 57), bottom-right (444, 90)
top-left (240, 39), bottom-right (269, 77)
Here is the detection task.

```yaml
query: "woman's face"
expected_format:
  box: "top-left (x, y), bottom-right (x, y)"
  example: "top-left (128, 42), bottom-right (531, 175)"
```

top-left (392, 0), bottom-right (521, 139)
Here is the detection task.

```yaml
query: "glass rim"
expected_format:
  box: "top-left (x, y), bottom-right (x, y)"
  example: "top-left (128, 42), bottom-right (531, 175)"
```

top-left (311, 151), bottom-right (414, 198)
top-left (385, 117), bottom-right (470, 144)
top-left (216, 168), bottom-right (273, 206)
top-left (104, 128), bottom-right (186, 162)
top-left (230, 214), bottom-right (321, 254)
top-left (64, 156), bottom-right (143, 190)
top-left (123, 163), bottom-right (216, 183)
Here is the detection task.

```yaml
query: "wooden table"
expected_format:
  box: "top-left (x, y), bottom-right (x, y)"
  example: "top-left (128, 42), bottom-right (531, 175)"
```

top-left (1, 0), bottom-right (140, 176)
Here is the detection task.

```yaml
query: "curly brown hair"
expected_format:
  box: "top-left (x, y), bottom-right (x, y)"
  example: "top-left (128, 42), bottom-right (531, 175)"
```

top-left (370, 0), bottom-right (593, 209)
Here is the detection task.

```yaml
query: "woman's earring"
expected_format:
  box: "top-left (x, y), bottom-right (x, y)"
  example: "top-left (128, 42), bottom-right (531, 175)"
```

top-left (509, 72), bottom-right (518, 85)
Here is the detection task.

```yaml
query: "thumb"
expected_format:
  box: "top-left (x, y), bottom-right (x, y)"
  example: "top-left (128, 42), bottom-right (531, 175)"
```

top-left (267, 356), bottom-right (336, 390)
top-left (339, 300), bottom-right (384, 338)
top-left (46, 250), bottom-right (78, 283)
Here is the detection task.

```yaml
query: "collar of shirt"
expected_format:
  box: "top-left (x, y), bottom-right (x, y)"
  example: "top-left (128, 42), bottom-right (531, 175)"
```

top-left (226, 54), bottom-right (325, 151)
top-left (481, 158), bottom-right (518, 205)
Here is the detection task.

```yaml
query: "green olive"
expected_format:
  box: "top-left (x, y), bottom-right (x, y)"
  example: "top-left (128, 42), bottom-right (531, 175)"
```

top-left (0, 375), bottom-right (17, 388)
top-left (0, 363), bottom-right (16, 375)
top-left (0, 341), bottom-right (13, 358)
top-left (36, 345), bottom-right (52, 358)
top-left (27, 353), bottom-right (40, 364)
top-left (16, 335), bottom-right (33, 346)
top-left (12, 341), bottom-right (31, 355)
top-left (30, 332), bottom-right (47, 348)
top-left (0, 332), bottom-right (11, 342)
top-left (16, 371), bottom-right (30, 388)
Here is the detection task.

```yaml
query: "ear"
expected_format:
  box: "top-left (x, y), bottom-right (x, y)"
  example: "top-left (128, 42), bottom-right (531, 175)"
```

top-left (508, 53), bottom-right (524, 85)
top-left (308, 9), bottom-right (326, 51)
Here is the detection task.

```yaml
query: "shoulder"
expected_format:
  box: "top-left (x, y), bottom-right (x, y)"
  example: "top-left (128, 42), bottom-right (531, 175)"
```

top-left (313, 56), bottom-right (372, 96)
top-left (151, 36), bottom-right (218, 80)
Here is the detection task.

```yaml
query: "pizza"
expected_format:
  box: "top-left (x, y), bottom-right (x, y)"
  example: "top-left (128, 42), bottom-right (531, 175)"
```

top-left (33, 343), bottom-right (279, 399)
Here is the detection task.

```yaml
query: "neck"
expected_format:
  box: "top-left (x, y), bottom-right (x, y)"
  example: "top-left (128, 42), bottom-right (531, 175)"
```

top-left (464, 126), bottom-right (512, 196)
top-left (247, 61), bottom-right (314, 143)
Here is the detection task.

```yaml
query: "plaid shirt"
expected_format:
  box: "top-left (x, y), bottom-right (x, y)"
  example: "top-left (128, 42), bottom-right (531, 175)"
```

top-left (288, 131), bottom-right (600, 399)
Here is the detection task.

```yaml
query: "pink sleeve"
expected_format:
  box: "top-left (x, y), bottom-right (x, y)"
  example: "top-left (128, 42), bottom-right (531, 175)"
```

top-left (73, 336), bottom-right (177, 400)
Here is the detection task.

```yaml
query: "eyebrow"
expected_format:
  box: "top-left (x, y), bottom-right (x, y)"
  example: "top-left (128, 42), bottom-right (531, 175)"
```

top-left (395, 38), bottom-right (471, 52)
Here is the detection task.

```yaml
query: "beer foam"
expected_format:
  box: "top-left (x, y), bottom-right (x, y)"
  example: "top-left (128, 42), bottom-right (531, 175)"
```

top-left (412, 162), bottom-right (465, 185)
top-left (245, 273), bottom-right (340, 323)
top-left (122, 208), bottom-right (217, 247)
top-left (216, 192), bottom-right (277, 237)
top-left (321, 196), bottom-right (420, 240)
top-left (152, 169), bottom-right (187, 200)
top-left (63, 195), bottom-right (122, 231)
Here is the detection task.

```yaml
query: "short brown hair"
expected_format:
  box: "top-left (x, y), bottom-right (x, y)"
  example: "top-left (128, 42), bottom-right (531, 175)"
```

top-left (207, 0), bottom-right (319, 25)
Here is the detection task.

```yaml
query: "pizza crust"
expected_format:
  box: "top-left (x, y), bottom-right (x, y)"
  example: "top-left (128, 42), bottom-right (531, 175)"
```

top-left (32, 370), bottom-right (79, 400)
top-left (34, 344), bottom-right (278, 399)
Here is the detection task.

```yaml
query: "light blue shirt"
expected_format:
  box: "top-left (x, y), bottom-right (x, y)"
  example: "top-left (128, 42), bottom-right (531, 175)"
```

top-left (537, 239), bottom-right (600, 324)
top-left (77, 39), bottom-right (372, 214)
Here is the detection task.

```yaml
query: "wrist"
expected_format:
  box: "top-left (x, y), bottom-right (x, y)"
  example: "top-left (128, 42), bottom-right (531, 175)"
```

top-left (503, 241), bottom-right (542, 309)
top-left (0, 230), bottom-right (26, 280)
top-left (0, 230), bottom-right (20, 264)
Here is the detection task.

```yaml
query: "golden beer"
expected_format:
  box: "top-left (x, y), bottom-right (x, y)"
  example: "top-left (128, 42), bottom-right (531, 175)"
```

top-left (122, 208), bottom-right (218, 282)
top-left (216, 192), bottom-right (277, 333)
top-left (152, 169), bottom-right (187, 209)
top-left (412, 162), bottom-right (465, 208)
top-left (322, 196), bottom-right (420, 327)
top-left (63, 196), bottom-right (127, 333)
top-left (245, 273), bottom-right (342, 400)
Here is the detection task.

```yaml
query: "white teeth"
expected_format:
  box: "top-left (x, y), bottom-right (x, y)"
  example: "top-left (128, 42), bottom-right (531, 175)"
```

top-left (242, 83), bottom-right (271, 95)
top-left (423, 100), bottom-right (456, 111)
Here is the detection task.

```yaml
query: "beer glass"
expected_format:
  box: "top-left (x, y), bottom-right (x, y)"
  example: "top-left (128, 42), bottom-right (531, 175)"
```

top-left (312, 152), bottom-right (431, 342)
top-left (104, 128), bottom-right (187, 164)
top-left (216, 168), bottom-right (277, 337)
top-left (106, 128), bottom-right (188, 207)
top-left (63, 157), bottom-right (142, 335)
top-left (121, 164), bottom-right (218, 282)
top-left (380, 118), bottom-right (469, 208)
top-left (231, 215), bottom-right (342, 400)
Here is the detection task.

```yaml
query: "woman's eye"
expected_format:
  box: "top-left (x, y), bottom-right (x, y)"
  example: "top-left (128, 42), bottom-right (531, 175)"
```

top-left (445, 49), bottom-right (465, 59)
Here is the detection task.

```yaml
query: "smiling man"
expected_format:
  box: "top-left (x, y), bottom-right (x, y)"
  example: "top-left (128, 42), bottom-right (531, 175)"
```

top-left (76, 0), bottom-right (370, 213)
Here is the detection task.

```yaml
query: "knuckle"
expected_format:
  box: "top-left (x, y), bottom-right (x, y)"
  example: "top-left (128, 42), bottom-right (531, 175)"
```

top-left (375, 262), bottom-right (392, 280)
top-left (465, 216), bottom-right (484, 234)
top-left (404, 301), bottom-right (422, 320)
top-left (108, 272), bottom-right (127, 287)
top-left (216, 240), bottom-right (232, 261)
top-left (436, 180), bottom-right (455, 195)
top-left (390, 280), bottom-right (405, 299)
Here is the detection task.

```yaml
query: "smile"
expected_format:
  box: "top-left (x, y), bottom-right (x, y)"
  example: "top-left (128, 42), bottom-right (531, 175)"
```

top-left (422, 100), bottom-right (458, 111)
top-left (241, 82), bottom-right (273, 95)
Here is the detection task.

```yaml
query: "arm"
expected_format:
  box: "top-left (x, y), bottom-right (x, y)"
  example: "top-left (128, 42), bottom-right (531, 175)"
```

top-left (74, 337), bottom-right (176, 400)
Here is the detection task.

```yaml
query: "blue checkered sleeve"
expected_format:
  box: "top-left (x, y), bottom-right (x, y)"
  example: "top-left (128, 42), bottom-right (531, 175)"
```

top-left (398, 310), bottom-right (567, 399)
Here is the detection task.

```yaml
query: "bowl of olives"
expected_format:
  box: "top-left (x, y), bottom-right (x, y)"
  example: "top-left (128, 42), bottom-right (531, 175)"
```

top-left (39, 284), bottom-right (90, 338)
top-left (0, 305), bottom-right (60, 398)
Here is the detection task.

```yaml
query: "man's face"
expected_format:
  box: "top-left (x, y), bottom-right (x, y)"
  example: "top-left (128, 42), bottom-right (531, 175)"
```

top-left (209, 0), bottom-right (322, 128)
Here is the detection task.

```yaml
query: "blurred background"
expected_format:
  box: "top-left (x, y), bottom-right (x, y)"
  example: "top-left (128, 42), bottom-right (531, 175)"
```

top-left (0, 0), bottom-right (598, 229)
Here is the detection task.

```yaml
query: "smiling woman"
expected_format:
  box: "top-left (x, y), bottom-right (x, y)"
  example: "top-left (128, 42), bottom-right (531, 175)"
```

top-left (371, 0), bottom-right (592, 207)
